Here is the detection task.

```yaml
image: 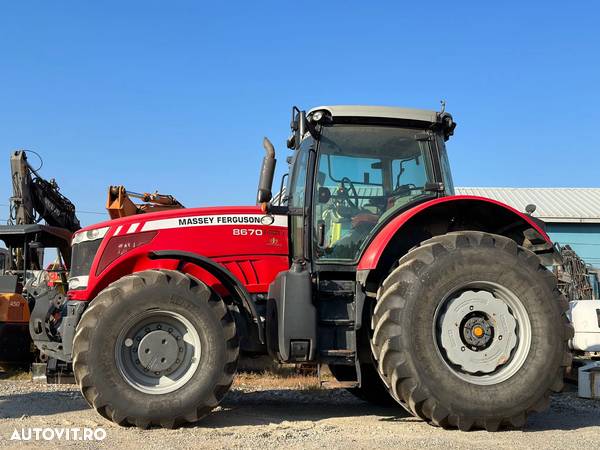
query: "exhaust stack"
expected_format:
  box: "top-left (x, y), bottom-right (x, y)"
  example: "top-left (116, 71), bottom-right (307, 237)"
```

top-left (257, 137), bottom-right (276, 205)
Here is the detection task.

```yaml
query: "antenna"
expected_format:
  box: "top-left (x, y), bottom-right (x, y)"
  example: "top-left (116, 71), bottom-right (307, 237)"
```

top-left (440, 100), bottom-right (446, 114)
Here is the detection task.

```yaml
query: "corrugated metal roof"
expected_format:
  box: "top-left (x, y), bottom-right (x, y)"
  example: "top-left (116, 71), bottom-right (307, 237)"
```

top-left (456, 188), bottom-right (600, 223)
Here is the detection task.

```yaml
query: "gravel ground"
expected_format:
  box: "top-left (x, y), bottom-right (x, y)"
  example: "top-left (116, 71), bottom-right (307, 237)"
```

top-left (0, 379), bottom-right (599, 449)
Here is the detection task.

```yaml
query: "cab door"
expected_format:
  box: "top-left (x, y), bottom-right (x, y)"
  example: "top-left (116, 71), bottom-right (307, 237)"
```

top-left (265, 139), bottom-right (318, 363)
top-left (286, 142), bottom-right (312, 262)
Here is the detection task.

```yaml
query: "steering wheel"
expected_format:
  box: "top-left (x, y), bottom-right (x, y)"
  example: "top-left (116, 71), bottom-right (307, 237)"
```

top-left (333, 177), bottom-right (361, 218)
top-left (339, 177), bottom-right (359, 208)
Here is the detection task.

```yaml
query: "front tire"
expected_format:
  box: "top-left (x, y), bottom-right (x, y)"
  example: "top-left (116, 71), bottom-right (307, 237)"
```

top-left (73, 270), bottom-right (239, 428)
top-left (371, 232), bottom-right (572, 431)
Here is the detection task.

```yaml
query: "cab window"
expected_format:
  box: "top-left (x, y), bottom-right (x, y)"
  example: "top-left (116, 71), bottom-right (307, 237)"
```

top-left (313, 125), bottom-right (434, 261)
top-left (437, 136), bottom-right (455, 195)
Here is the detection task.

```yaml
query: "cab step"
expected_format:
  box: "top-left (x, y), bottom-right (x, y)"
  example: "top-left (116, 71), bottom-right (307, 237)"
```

top-left (319, 349), bottom-right (355, 365)
top-left (320, 349), bottom-right (355, 357)
top-left (321, 380), bottom-right (359, 389)
top-left (318, 319), bottom-right (354, 327)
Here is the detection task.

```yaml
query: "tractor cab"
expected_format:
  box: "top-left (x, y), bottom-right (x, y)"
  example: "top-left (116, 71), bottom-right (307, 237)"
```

top-left (285, 105), bottom-right (455, 264)
top-left (258, 105), bottom-right (456, 363)
top-left (0, 224), bottom-right (72, 363)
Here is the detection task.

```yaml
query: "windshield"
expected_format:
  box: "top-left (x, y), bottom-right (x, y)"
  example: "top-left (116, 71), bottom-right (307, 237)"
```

top-left (314, 124), bottom-right (434, 261)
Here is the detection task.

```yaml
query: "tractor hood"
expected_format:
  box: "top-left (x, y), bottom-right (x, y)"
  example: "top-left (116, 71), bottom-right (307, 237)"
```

top-left (69, 206), bottom-right (289, 298)
top-left (75, 205), bottom-right (278, 236)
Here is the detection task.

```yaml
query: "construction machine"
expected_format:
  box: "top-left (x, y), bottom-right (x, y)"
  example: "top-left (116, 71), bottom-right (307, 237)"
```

top-left (32, 106), bottom-right (573, 430)
top-left (106, 186), bottom-right (184, 219)
top-left (0, 225), bottom-right (71, 365)
top-left (0, 151), bottom-right (79, 366)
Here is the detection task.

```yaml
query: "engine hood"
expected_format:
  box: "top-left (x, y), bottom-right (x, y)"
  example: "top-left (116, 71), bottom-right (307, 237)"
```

top-left (76, 205), bottom-right (269, 234)
top-left (69, 204), bottom-right (289, 300)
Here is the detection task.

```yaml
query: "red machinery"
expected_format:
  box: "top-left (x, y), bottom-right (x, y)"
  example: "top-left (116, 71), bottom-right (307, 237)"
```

top-left (30, 106), bottom-right (571, 431)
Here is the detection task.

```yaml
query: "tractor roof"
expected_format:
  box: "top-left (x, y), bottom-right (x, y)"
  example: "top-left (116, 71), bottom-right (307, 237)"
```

top-left (308, 105), bottom-right (442, 124)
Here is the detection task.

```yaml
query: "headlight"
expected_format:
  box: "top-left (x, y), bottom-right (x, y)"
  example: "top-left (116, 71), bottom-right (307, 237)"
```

top-left (312, 111), bottom-right (324, 122)
top-left (72, 226), bottom-right (110, 245)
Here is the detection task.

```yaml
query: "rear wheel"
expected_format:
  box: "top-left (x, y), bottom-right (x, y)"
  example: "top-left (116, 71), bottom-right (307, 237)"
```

top-left (371, 231), bottom-right (572, 431)
top-left (73, 270), bottom-right (239, 428)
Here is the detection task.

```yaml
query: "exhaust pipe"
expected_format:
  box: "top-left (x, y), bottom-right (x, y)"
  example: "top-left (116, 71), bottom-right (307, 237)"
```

top-left (257, 137), bottom-right (276, 205)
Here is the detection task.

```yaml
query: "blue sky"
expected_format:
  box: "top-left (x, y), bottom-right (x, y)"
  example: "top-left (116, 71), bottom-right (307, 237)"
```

top-left (1, 2), bottom-right (598, 227)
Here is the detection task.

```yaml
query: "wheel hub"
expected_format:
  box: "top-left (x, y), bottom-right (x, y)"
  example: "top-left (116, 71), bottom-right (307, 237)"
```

top-left (462, 316), bottom-right (493, 349)
top-left (115, 310), bottom-right (201, 394)
top-left (138, 330), bottom-right (179, 372)
top-left (439, 290), bottom-right (518, 375)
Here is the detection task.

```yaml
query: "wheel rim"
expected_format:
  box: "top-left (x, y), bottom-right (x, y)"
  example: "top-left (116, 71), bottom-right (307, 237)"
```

top-left (434, 281), bottom-right (532, 385)
top-left (115, 309), bottom-right (201, 394)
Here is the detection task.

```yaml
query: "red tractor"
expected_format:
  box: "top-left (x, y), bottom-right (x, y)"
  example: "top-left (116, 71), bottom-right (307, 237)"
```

top-left (31, 105), bottom-right (572, 430)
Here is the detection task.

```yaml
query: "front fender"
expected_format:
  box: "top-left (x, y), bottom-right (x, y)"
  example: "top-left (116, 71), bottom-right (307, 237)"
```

top-left (149, 250), bottom-right (264, 343)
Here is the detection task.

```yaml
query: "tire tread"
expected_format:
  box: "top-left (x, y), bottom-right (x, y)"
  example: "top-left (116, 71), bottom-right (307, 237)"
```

top-left (73, 269), bottom-right (239, 429)
top-left (371, 231), bottom-right (571, 431)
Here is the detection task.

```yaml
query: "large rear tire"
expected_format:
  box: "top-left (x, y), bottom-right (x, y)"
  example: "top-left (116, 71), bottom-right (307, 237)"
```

top-left (371, 231), bottom-right (572, 431)
top-left (73, 270), bottom-right (239, 428)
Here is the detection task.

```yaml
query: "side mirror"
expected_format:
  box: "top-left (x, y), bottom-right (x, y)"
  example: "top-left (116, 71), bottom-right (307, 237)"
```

top-left (298, 110), bottom-right (307, 144)
top-left (257, 137), bottom-right (277, 205)
top-left (525, 204), bottom-right (537, 215)
top-left (318, 187), bottom-right (331, 204)
top-left (288, 106), bottom-right (307, 150)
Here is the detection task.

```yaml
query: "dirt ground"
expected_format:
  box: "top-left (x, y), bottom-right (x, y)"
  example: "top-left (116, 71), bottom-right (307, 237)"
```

top-left (0, 372), bottom-right (599, 449)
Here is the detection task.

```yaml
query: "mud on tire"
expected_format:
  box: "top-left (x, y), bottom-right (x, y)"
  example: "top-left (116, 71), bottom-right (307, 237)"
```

top-left (371, 231), bottom-right (573, 431)
top-left (73, 269), bottom-right (239, 429)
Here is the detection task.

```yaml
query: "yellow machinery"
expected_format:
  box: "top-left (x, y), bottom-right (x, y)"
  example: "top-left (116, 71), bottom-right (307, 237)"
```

top-left (1, 150), bottom-right (77, 366)
top-left (0, 224), bottom-right (72, 365)
top-left (0, 292), bottom-right (30, 363)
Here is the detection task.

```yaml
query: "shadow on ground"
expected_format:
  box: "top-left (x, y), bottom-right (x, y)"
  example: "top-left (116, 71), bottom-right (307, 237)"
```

top-left (198, 389), bottom-right (410, 428)
top-left (525, 393), bottom-right (600, 432)
top-left (0, 383), bottom-right (598, 433)
top-left (370, 391), bottom-right (600, 432)
top-left (188, 390), bottom-right (600, 431)
top-left (0, 388), bottom-right (89, 418)
top-left (0, 384), bottom-right (407, 424)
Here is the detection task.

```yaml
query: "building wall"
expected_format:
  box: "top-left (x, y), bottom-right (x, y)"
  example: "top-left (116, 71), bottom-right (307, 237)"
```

top-left (546, 223), bottom-right (600, 268)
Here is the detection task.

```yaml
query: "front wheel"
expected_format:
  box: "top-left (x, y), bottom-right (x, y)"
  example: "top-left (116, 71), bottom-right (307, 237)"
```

top-left (371, 232), bottom-right (572, 431)
top-left (73, 270), bottom-right (239, 428)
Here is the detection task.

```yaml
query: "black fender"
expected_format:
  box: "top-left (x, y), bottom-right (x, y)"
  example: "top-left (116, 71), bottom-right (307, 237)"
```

top-left (148, 250), bottom-right (264, 344)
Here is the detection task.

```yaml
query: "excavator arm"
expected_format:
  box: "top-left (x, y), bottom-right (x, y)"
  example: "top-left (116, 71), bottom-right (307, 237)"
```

top-left (10, 151), bottom-right (80, 233)
top-left (106, 185), bottom-right (184, 219)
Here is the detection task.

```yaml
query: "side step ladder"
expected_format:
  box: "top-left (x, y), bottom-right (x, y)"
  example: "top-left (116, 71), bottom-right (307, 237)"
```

top-left (318, 360), bottom-right (362, 389)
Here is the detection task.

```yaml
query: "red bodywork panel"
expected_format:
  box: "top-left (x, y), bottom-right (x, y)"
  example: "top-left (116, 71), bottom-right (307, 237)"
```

top-left (358, 195), bottom-right (551, 270)
top-left (69, 196), bottom-right (550, 301)
top-left (69, 206), bottom-right (289, 301)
